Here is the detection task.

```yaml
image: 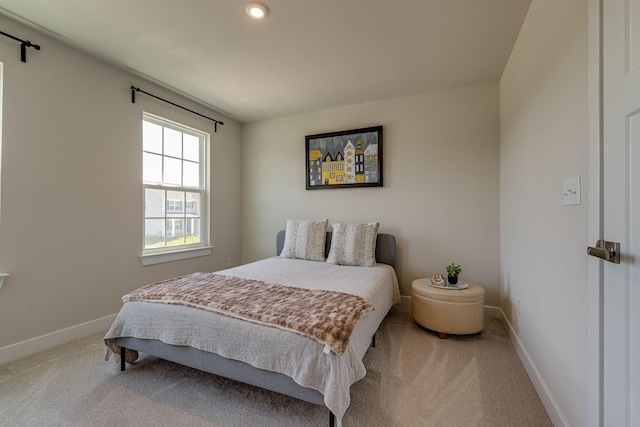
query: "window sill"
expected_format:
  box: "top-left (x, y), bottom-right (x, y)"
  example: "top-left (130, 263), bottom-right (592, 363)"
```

top-left (140, 246), bottom-right (213, 266)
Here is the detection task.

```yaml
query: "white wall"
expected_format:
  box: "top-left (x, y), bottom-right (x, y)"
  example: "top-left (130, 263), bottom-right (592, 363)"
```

top-left (0, 15), bottom-right (243, 353)
top-left (241, 83), bottom-right (501, 303)
top-left (500, 0), bottom-right (589, 425)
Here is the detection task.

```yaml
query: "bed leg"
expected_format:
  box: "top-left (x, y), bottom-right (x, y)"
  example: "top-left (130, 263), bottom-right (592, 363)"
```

top-left (120, 347), bottom-right (126, 371)
top-left (329, 411), bottom-right (335, 427)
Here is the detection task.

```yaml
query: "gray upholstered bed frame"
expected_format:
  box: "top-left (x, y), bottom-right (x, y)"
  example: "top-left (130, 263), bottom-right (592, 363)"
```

top-left (117, 231), bottom-right (397, 427)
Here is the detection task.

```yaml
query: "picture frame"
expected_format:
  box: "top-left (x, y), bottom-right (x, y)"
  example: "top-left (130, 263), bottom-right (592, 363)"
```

top-left (305, 125), bottom-right (383, 190)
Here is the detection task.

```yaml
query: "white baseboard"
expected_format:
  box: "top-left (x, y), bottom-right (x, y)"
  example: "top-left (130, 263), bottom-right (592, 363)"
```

top-left (0, 313), bottom-right (117, 366)
top-left (496, 307), bottom-right (569, 427)
top-left (484, 305), bottom-right (502, 319)
top-left (399, 295), bottom-right (411, 307)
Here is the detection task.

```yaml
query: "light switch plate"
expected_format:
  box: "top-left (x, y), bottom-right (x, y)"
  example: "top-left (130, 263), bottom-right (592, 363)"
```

top-left (563, 176), bottom-right (581, 206)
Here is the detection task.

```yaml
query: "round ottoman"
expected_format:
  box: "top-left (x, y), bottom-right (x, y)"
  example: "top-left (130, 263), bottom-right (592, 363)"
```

top-left (411, 278), bottom-right (485, 339)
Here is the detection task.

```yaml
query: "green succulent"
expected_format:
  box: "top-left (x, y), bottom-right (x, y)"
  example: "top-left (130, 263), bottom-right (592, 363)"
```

top-left (446, 263), bottom-right (462, 276)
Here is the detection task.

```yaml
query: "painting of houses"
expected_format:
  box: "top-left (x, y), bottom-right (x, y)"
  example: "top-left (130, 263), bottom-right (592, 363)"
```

top-left (305, 126), bottom-right (382, 189)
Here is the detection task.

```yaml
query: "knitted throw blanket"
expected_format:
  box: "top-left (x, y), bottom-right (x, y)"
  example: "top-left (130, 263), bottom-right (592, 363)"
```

top-left (123, 273), bottom-right (374, 355)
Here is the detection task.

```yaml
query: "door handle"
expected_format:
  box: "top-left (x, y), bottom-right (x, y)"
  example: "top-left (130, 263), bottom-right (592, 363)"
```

top-left (587, 240), bottom-right (620, 264)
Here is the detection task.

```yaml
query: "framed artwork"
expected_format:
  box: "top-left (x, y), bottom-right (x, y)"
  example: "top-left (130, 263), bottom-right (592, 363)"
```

top-left (305, 125), bottom-right (383, 190)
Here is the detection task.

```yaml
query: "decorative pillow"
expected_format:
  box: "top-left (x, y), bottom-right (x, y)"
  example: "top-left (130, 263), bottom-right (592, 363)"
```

top-left (279, 219), bottom-right (328, 262)
top-left (327, 222), bottom-right (379, 267)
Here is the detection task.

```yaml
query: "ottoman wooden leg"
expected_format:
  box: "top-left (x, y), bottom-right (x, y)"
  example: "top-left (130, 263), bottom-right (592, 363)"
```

top-left (438, 332), bottom-right (447, 339)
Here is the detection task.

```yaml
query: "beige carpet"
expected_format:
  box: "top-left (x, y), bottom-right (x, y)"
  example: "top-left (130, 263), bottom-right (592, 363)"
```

top-left (0, 305), bottom-right (552, 426)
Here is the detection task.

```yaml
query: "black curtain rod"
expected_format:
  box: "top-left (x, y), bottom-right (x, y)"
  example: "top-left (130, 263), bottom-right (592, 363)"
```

top-left (130, 86), bottom-right (224, 132)
top-left (0, 30), bottom-right (40, 63)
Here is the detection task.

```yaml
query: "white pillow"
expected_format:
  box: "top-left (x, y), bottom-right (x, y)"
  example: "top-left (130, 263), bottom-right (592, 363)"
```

top-left (279, 219), bottom-right (328, 262)
top-left (327, 222), bottom-right (379, 267)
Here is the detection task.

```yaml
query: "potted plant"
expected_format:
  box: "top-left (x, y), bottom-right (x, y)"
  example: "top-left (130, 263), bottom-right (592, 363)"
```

top-left (445, 263), bottom-right (462, 285)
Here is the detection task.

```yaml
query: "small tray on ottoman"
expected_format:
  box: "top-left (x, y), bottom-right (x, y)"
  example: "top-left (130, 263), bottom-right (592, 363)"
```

top-left (425, 278), bottom-right (469, 290)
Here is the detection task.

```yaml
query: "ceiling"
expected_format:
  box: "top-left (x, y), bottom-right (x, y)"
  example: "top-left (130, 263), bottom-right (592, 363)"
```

top-left (0, 0), bottom-right (531, 123)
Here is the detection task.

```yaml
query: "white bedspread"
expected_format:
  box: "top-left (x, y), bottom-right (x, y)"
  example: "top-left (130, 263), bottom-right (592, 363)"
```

top-left (104, 257), bottom-right (399, 426)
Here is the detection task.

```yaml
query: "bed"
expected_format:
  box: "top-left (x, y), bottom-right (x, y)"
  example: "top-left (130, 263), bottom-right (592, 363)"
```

top-left (105, 225), bottom-right (398, 427)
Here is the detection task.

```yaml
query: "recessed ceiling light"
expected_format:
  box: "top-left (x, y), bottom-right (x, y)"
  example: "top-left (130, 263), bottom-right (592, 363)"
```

top-left (246, 3), bottom-right (268, 19)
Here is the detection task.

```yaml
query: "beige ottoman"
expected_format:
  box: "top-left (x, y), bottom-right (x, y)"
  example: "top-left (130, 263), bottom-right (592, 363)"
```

top-left (411, 278), bottom-right (485, 339)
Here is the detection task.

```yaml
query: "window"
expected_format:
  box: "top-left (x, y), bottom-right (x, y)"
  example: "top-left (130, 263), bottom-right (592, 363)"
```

top-left (142, 113), bottom-right (209, 259)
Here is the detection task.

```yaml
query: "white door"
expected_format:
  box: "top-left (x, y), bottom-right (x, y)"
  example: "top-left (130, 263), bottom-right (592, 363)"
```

top-left (599, 0), bottom-right (640, 425)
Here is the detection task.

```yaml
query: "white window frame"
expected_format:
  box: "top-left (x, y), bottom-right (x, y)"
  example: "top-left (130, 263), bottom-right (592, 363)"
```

top-left (140, 112), bottom-right (211, 265)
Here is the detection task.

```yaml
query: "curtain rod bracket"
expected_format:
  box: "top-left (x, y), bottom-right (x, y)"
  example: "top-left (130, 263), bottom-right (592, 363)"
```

top-left (129, 85), bottom-right (223, 132)
top-left (0, 30), bottom-right (40, 63)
